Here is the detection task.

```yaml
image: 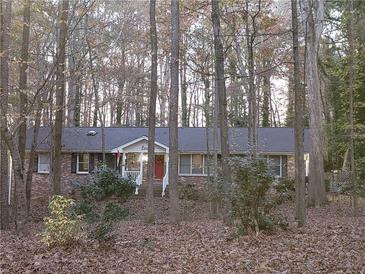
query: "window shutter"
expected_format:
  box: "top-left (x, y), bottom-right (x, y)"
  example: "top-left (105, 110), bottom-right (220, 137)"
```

top-left (33, 154), bottom-right (38, 172)
top-left (282, 155), bottom-right (288, 177)
top-left (89, 153), bottom-right (95, 173)
top-left (71, 153), bottom-right (77, 173)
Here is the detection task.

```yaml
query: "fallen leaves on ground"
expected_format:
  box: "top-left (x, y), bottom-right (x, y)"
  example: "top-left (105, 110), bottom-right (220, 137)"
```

top-left (0, 198), bottom-right (364, 273)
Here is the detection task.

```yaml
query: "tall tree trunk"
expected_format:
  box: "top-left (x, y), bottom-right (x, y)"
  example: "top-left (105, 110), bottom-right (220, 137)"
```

top-left (0, 0), bottom-right (11, 230)
top-left (302, 0), bottom-right (326, 207)
top-left (1, 128), bottom-right (27, 230)
top-left (67, 14), bottom-right (81, 127)
top-left (180, 36), bottom-right (188, 127)
top-left (169, 0), bottom-right (180, 224)
top-left (347, 0), bottom-right (358, 217)
top-left (292, 0), bottom-right (306, 227)
top-left (211, 0), bottom-right (232, 225)
top-left (19, 0), bottom-right (32, 214)
top-left (116, 48), bottom-right (125, 126)
top-left (262, 60), bottom-right (271, 127)
top-left (145, 0), bottom-right (157, 223)
top-left (25, 106), bottom-right (42, 215)
top-left (52, 0), bottom-right (69, 195)
top-left (18, 0), bottom-right (31, 167)
top-left (246, 0), bottom-right (257, 157)
top-left (86, 24), bottom-right (105, 162)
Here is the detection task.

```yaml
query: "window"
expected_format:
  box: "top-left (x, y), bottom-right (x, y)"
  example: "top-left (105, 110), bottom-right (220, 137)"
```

top-left (268, 155), bottom-right (281, 177)
top-left (192, 154), bottom-right (204, 174)
top-left (203, 155), bottom-right (208, 174)
top-left (38, 153), bottom-right (50, 173)
top-left (179, 154), bottom-right (207, 175)
top-left (77, 153), bottom-right (89, 174)
top-left (126, 153), bottom-right (140, 171)
top-left (179, 154), bottom-right (191, 174)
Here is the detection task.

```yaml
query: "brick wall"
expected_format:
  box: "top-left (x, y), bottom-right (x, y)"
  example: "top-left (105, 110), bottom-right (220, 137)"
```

top-left (178, 176), bottom-right (208, 186)
top-left (29, 153), bottom-right (94, 199)
top-left (29, 152), bottom-right (296, 200)
top-left (287, 155), bottom-right (295, 179)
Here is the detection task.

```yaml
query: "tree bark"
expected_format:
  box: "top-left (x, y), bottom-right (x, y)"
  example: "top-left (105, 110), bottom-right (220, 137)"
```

top-left (25, 106), bottom-right (41, 215)
top-left (116, 49), bottom-right (126, 126)
top-left (180, 35), bottom-right (188, 127)
top-left (211, 0), bottom-right (232, 225)
top-left (347, 0), bottom-right (358, 217)
top-left (169, 0), bottom-right (180, 224)
top-left (52, 0), bottom-right (69, 195)
top-left (246, 0), bottom-right (258, 157)
top-left (18, 0), bottom-right (31, 167)
top-left (292, 0), bottom-right (306, 226)
top-left (145, 0), bottom-right (157, 223)
top-left (1, 128), bottom-right (27, 230)
top-left (302, 0), bottom-right (326, 207)
top-left (262, 60), bottom-right (271, 127)
top-left (0, 0), bottom-right (11, 230)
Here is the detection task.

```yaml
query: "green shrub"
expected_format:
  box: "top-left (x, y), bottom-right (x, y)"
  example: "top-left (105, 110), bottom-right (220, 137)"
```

top-left (229, 157), bottom-right (274, 235)
top-left (274, 178), bottom-right (295, 194)
top-left (103, 202), bottom-right (129, 222)
top-left (73, 200), bottom-right (92, 215)
top-left (89, 222), bottom-right (114, 247)
top-left (42, 196), bottom-right (79, 247)
top-left (257, 213), bottom-right (274, 231)
top-left (179, 183), bottom-right (204, 201)
top-left (73, 201), bottom-right (100, 223)
top-left (76, 166), bottom-right (135, 202)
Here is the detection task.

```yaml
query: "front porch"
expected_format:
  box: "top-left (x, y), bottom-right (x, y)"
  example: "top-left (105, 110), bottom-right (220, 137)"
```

top-left (112, 136), bottom-right (169, 196)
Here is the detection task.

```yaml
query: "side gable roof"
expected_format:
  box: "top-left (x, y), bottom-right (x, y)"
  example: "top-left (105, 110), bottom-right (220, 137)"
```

top-left (25, 127), bottom-right (310, 154)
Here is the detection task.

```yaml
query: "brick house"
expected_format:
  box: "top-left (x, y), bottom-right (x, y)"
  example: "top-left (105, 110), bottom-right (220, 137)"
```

top-left (26, 127), bottom-right (310, 197)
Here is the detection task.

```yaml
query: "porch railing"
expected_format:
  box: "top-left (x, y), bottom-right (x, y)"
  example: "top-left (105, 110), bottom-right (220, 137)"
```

top-left (162, 170), bottom-right (168, 196)
top-left (122, 171), bottom-right (142, 194)
top-left (122, 170), bottom-right (140, 180)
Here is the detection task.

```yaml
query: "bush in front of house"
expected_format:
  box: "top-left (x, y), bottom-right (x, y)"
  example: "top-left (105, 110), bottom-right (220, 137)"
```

top-left (103, 202), bottom-right (129, 222)
top-left (179, 183), bottom-right (207, 201)
top-left (89, 222), bottom-right (115, 248)
top-left (73, 200), bottom-right (100, 223)
top-left (229, 156), bottom-right (276, 235)
top-left (274, 178), bottom-right (295, 194)
top-left (77, 166), bottom-right (135, 202)
top-left (71, 167), bottom-right (134, 248)
top-left (42, 195), bottom-right (80, 247)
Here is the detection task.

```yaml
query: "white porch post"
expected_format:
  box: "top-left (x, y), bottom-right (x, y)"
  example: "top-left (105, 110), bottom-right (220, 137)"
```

top-left (165, 154), bottom-right (169, 177)
top-left (135, 153), bottom-right (144, 195)
top-left (162, 153), bottom-right (169, 196)
top-left (121, 152), bottom-right (126, 177)
top-left (139, 152), bottom-right (143, 177)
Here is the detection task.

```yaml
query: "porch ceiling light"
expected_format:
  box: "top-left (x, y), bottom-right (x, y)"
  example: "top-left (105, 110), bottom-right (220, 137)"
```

top-left (142, 154), bottom-right (148, 162)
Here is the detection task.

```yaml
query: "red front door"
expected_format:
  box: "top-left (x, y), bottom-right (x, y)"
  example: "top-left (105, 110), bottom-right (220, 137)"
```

top-left (154, 155), bottom-right (164, 180)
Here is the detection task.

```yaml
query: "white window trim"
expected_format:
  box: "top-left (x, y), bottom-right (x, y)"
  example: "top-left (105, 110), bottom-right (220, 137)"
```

top-left (77, 153), bottom-right (89, 174)
top-left (37, 153), bottom-right (50, 174)
top-left (178, 154), bottom-right (207, 177)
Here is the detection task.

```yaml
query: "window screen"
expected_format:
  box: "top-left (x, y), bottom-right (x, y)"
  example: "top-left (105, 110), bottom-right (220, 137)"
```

top-left (268, 155), bottom-right (281, 177)
top-left (192, 154), bottom-right (203, 174)
top-left (179, 154), bottom-right (191, 174)
top-left (38, 154), bottom-right (50, 173)
top-left (78, 153), bottom-right (89, 173)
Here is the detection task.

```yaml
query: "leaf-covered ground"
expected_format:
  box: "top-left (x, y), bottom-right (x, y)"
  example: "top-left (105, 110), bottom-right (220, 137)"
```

top-left (1, 197), bottom-right (364, 273)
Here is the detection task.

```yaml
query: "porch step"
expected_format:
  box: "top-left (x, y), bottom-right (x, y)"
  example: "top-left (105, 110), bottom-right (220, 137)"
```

top-left (133, 182), bottom-right (168, 198)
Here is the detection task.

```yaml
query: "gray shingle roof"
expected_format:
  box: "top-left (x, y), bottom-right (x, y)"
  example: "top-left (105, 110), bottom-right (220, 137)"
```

top-left (26, 127), bottom-right (310, 154)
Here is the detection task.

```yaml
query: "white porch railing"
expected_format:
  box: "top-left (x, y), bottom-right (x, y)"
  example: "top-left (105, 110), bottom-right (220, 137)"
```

top-left (122, 171), bottom-right (142, 194)
top-left (162, 169), bottom-right (168, 196)
top-left (122, 170), bottom-right (140, 180)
